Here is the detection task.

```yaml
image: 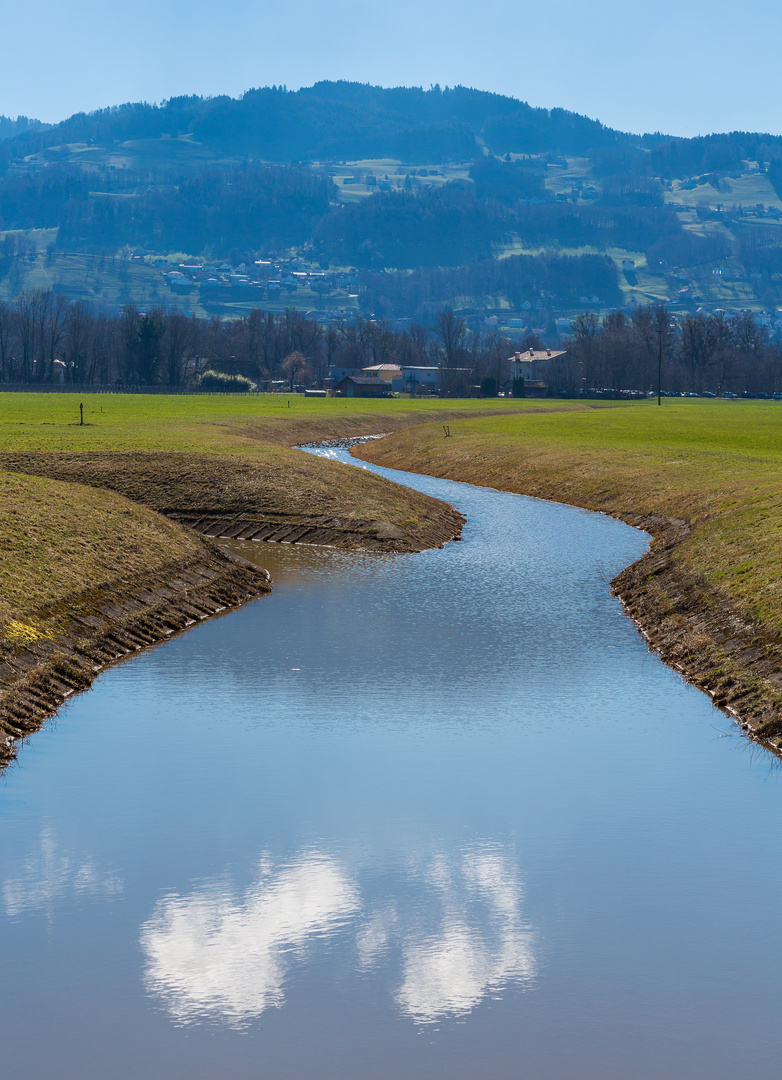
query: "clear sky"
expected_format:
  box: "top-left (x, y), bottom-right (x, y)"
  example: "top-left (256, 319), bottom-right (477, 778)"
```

top-left (1, 0), bottom-right (778, 138)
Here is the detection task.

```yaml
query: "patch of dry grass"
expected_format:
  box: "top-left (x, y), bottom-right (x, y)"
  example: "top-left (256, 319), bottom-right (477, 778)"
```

top-left (0, 469), bottom-right (206, 627)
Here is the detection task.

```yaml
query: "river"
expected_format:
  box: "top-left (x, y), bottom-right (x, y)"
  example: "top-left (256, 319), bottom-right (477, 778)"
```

top-left (2, 447), bottom-right (782, 1079)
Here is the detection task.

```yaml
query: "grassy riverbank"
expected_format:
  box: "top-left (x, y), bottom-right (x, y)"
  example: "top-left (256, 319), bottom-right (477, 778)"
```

top-left (0, 392), bottom-right (522, 551)
top-left (0, 469), bottom-right (270, 765)
top-left (355, 400), bottom-right (782, 747)
top-left (1, 392), bottom-right (539, 760)
top-left (5, 391), bottom-right (782, 755)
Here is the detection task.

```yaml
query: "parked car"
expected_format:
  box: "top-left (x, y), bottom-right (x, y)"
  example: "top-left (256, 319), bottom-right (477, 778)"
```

top-left (701, 391), bottom-right (716, 397)
top-left (721, 392), bottom-right (737, 399)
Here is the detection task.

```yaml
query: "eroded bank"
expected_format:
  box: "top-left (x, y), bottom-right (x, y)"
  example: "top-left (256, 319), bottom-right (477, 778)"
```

top-left (0, 445), bottom-right (464, 767)
top-left (354, 422), bottom-right (782, 753)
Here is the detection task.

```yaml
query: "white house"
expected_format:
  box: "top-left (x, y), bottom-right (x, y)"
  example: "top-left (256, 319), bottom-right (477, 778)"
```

top-left (396, 365), bottom-right (442, 390)
top-left (509, 348), bottom-right (568, 387)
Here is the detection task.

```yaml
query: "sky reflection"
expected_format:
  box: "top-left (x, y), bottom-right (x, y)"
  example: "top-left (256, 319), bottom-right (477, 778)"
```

top-left (394, 845), bottom-right (537, 1023)
top-left (140, 852), bottom-right (360, 1027)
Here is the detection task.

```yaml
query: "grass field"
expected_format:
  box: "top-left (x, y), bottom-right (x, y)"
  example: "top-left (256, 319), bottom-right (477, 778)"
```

top-left (665, 169), bottom-right (782, 212)
top-left (0, 391), bottom-right (563, 453)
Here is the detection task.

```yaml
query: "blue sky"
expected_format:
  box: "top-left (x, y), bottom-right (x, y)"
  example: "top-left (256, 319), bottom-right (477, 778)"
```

top-left (1, 0), bottom-right (777, 137)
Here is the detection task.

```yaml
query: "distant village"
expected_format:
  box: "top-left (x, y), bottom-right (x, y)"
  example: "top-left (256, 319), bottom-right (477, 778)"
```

top-left (326, 349), bottom-right (568, 399)
top-left (127, 249), bottom-right (782, 343)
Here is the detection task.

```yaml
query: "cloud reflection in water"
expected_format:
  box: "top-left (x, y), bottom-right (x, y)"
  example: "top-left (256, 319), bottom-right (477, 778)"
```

top-left (140, 852), bottom-right (360, 1027)
top-left (140, 844), bottom-right (537, 1028)
top-left (3, 828), bottom-right (123, 921)
top-left (356, 845), bottom-right (537, 1023)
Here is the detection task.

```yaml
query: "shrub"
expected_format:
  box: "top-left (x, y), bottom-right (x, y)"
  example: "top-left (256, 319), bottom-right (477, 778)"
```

top-left (196, 370), bottom-right (255, 393)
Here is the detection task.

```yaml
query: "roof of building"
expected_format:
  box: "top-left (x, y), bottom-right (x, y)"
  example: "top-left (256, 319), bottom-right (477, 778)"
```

top-left (509, 349), bottom-right (568, 363)
top-left (337, 375), bottom-right (389, 387)
top-left (363, 364), bottom-right (401, 373)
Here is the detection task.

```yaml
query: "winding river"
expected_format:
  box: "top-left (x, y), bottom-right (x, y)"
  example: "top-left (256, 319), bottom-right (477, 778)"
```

top-left (2, 447), bottom-right (782, 1079)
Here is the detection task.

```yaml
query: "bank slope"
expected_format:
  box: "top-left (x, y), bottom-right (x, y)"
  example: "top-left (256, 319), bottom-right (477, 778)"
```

top-left (0, 469), bottom-right (271, 768)
top-left (0, 448), bottom-right (465, 552)
top-left (355, 402), bottom-right (782, 752)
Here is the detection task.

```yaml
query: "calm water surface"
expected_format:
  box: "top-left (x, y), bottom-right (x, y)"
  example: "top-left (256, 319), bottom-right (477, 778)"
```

top-left (2, 447), bottom-right (782, 1079)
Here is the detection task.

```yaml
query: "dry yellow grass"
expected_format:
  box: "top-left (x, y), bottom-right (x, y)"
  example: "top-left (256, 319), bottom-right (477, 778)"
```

top-left (0, 470), bottom-right (206, 628)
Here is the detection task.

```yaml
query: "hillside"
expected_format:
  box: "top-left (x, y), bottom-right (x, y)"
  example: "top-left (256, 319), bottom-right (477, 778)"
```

top-left (2, 83), bottom-right (782, 327)
top-left (0, 115), bottom-right (48, 142)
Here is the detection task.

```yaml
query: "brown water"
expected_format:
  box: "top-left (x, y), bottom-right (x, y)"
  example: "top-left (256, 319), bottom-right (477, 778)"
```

top-left (2, 447), bottom-right (782, 1078)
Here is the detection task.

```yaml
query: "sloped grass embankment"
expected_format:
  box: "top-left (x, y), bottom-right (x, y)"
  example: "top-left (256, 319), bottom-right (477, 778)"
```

top-left (0, 393), bottom-right (506, 764)
top-left (355, 401), bottom-right (782, 751)
top-left (0, 470), bottom-right (271, 768)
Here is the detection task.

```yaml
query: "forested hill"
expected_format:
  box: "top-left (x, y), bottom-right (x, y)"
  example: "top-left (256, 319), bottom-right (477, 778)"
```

top-left (0, 82), bottom-right (642, 163)
top-left (0, 116), bottom-right (48, 142)
top-left (4, 83), bottom-right (782, 323)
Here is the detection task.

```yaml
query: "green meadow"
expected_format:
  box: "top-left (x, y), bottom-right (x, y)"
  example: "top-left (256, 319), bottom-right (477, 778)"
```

top-left (0, 391), bottom-right (563, 454)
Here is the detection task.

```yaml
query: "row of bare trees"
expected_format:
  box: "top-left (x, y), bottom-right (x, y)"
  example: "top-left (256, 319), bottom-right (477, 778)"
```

top-left (4, 288), bottom-right (778, 396)
top-left (562, 304), bottom-right (782, 395)
top-left (0, 291), bottom-right (529, 391)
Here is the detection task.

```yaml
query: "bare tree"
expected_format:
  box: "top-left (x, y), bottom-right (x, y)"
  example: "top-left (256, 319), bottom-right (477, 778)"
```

top-left (434, 309), bottom-right (467, 368)
top-left (0, 301), bottom-right (14, 382)
top-left (280, 351), bottom-right (313, 390)
top-left (163, 310), bottom-right (196, 386)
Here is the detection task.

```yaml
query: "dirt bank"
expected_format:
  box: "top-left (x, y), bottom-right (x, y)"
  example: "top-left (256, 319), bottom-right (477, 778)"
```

top-left (0, 442), bottom-right (464, 767)
top-left (0, 466), bottom-right (274, 769)
top-left (0, 449), bottom-right (465, 553)
top-left (354, 429), bottom-right (782, 755)
top-left (0, 546), bottom-right (270, 769)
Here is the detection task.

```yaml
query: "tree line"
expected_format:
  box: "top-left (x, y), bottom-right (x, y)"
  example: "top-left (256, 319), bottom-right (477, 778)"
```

top-left (0, 83), bottom-right (634, 170)
top-left (564, 305), bottom-right (782, 395)
top-left (0, 290), bottom-right (526, 391)
top-left (361, 251), bottom-right (621, 318)
top-left (1, 289), bottom-right (780, 396)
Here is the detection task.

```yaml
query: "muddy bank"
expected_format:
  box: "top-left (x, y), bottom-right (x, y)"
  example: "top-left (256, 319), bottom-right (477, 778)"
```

top-left (0, 450), bottom-right (464, 553)
top-left (354, 438), bottom-right (782, 754)
top-left (0, 544), bottom-right (270, 769)
top-left (612, 516), bottom-right (782, 751)
top-left (0, 442), bottom-right (464, 767)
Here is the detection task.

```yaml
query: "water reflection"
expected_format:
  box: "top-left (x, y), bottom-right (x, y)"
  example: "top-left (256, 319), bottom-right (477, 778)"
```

top-left (394, 845), bottom-right (537, 1023)
top-left (140, 852), bottom-right (361, 1027)
top-left (11, 451), bottom-right (779, 1079)
top-left (140, 844), bottom-right (536, 1027)
top-left (3, 828), bottom-right (123, 920)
